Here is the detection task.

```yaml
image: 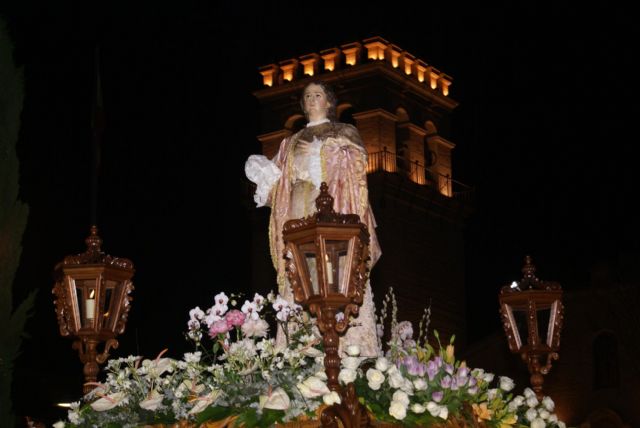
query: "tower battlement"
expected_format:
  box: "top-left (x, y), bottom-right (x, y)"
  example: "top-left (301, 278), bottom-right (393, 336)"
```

top-left (258, 36), bottom-right (452, 98)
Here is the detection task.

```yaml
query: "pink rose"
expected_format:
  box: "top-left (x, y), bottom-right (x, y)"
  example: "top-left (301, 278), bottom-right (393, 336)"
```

top-left (225, 309), bottom-right (246, 328)
top-left (209, 319), bottom-right (231, 337)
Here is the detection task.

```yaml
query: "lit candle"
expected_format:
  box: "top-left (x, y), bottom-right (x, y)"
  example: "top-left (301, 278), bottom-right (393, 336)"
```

top-left (325, 254), bottom-right (333, 285)
top-left (85, 289), bottom-right (96, 319)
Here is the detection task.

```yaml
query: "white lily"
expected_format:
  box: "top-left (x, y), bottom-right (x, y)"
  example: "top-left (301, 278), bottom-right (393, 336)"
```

top-left (296, 376), bottom-right (330, 398)
top-left (139, 390), bottom-right (164, 411)
top-left (189, 389), bottom-right (222, 414)
top-left (259, 387), bottom-right (290, 410)
top-left (90, 392), bottom-right (126, 411)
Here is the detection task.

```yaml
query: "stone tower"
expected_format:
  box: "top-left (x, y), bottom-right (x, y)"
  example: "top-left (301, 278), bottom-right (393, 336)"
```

top-left (250, 36), bottom-right (473, 347)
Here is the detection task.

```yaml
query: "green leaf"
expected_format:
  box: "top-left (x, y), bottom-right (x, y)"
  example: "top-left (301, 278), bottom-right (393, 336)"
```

top-left (449, 334), bottom-right (456, 344)
top-left (195, 405), bottom-right (234, 424)
top-left (234, 408), bottom-right (258, 428)
top-left (259, 409), bottom-right (285, 428)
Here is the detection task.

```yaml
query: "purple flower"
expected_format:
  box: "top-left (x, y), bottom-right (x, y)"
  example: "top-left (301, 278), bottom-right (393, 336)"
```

top-left (434, 356), bottom-right (443, 367)
top-left (431, 390), bottom-right (443, 403)
top-left (457, 366), bottom-right (469, 378)
top-left (426, 360), bottom-right (439, 381)
top-left (450, 376), bottom-right (459, 391)
top-left (444, 363), bottom-right (454, 375)
top-left (467, 376), bottom-right (477, 387)
top-left (402, 356), bottom-right (426, 377)
top-left (440, 375), bottom-right (452, 389)
top-left (467, 386), bottom-right (478, 395)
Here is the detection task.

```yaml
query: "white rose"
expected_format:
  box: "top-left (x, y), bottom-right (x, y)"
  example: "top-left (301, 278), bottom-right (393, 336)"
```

top-left (523, 387), bottom-right (536, 398)
top-left (388, 371), bottom-right (405, 389)
top-left (426, 401), bottom-right (440, 416)
top-left (548, 414), bottom-right (558, 423)
top-left (499, 376), bottom-right (515, 391)
top-left (539, 409), bottom-right (550, 420)
top-left (375, 357), bottom-right (390, 372)
top-left (542, 396), bottom-right (555, 411)
top-left (413, 378), bottom-right (428, 390)
top-left (411, 403), bottom-right (426, 414)
top-left (389, 401), bottom-right (407, 420)
top-left (513, 395), bottom-right (525, 406)
top-left (557, 421), bottom-right (566, 428)
top-left (482, 373), bottom-right (494, 383)
top-left (53, 422), bottom-right (66, 428)
top-left (342, 356), bottom-right (361, 370)
top-left (346, 345), bottom-right (361, 356)
top-left (531, 418), bottom-right (545, 428)
top-left (392, 390), bottom-right (410, 406)
top-left (438, 405), bottom-right (449, 420)
top-left (525, 408), bottom-right (538, 422)
top-left (368, 380), bottom-right (383, 390)
top-left (338, 368), bottom-right (357, 384)
top-left (487, 388), bottom-right (499, 400)
top-left (366, 368), bottom-right (385, 385)
top-left (323, 391), bottom-right (341, 405)
top-left (401, 379), bottom-right (414, 394)
top-left (526, 396), bottom-right (539, 408)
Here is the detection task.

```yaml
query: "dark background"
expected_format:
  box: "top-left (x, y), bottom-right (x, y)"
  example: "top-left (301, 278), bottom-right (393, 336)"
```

top-left (2, 2), bottom-right (638, 424)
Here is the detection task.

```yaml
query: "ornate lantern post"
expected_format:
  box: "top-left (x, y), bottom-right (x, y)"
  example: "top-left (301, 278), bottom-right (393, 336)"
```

top-left (498, 256), bottom-right (564, 399)
top-left (283, 182), bottom-right (371, 427)
top-left (52, 226), bottom-right (134, 394)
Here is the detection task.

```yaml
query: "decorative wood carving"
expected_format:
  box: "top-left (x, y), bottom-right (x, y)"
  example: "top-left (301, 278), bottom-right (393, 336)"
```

top-left (282, 183), bottom-right (372, 427)
top-left (498, 256), bottom-right (563, 399)
top-left (52, 226), bottom-right (135, 394)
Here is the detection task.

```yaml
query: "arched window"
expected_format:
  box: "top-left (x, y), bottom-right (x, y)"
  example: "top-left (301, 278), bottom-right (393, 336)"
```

top-left (285, 114), bottom-right (306, 133)
top-left (337, 103), bottom-right (355, 125)
top-left (593, 331), bottom-right (619, 389)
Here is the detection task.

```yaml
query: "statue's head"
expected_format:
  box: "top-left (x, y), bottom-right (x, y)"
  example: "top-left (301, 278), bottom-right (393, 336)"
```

top-left (300, 81), bottom-right (337, 122)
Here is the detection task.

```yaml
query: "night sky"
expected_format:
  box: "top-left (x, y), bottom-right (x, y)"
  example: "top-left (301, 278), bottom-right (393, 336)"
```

top-left (2, 3), bottom-right (639, 424)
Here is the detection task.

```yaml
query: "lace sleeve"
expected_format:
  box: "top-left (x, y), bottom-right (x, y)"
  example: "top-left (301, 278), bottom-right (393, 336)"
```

top-left (245, 154), bottom-right (282, 207)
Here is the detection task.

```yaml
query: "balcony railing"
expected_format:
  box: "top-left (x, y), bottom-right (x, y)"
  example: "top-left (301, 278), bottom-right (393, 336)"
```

top-left (368, 149), bottom-right (473, 201)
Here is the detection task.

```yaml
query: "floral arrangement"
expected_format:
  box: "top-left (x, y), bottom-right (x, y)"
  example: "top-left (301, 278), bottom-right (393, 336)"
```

top-left (56, 289), bottom-right (567, 428)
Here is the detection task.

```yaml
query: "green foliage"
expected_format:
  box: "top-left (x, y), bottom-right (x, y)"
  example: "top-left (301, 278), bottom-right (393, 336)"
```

top-left (0, 17), bottom-right (37, 428)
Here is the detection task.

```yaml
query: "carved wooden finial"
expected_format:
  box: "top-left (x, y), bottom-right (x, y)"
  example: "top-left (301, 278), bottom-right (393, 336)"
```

top-left (521, 255), bottom-right (540, 289)
top-left (315, 182), bottom-right (335, 215)
top-left (85, 225), bottom-right (103, 254)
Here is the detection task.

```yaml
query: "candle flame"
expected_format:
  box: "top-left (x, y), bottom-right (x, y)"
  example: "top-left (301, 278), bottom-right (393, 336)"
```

top-left (89, 289), bottom-right (95, 299)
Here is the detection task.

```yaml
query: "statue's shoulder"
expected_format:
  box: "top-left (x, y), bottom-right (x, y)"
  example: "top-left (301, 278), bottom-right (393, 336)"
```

top-left (332, 122), bottom-right (363, 147)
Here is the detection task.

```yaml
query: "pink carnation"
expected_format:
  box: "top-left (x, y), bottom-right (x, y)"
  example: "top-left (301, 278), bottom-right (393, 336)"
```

top-left (225, 309), bottom-right (246, 328)
top-left (209, 319), bottom-right (231, 337)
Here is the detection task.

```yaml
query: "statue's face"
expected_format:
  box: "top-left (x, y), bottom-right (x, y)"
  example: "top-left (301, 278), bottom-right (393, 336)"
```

top-left (303, 84), bottom-right (330, 122)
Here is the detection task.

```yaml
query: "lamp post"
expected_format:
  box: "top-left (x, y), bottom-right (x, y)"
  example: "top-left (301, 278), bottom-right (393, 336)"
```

top-left (498, 256), bottom-right (563, 400)
top-left (283, 182), bottom-right (371, 428)
top-left (52, 226), bottom-right (134, 394)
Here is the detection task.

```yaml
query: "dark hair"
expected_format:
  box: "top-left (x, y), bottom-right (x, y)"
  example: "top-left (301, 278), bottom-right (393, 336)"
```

top-left (299, 81), bottom-right (338, 121)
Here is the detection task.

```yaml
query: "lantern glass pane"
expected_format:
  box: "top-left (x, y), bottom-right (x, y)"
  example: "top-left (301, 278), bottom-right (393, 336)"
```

top-left (75, 279), bottom-right (97, 328)
top-left (510, 306), bottom-right (527, 349)
top-left (299, 242), bottom-right (320, 296)
top-left (103, 281), bottom-right (117, 329)
top-left (536, 306), bottom-right (551, 347)
top-left (326, 240), bottom-right (349, 294)
top-left (548, 300), bottom-right (560, 347)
